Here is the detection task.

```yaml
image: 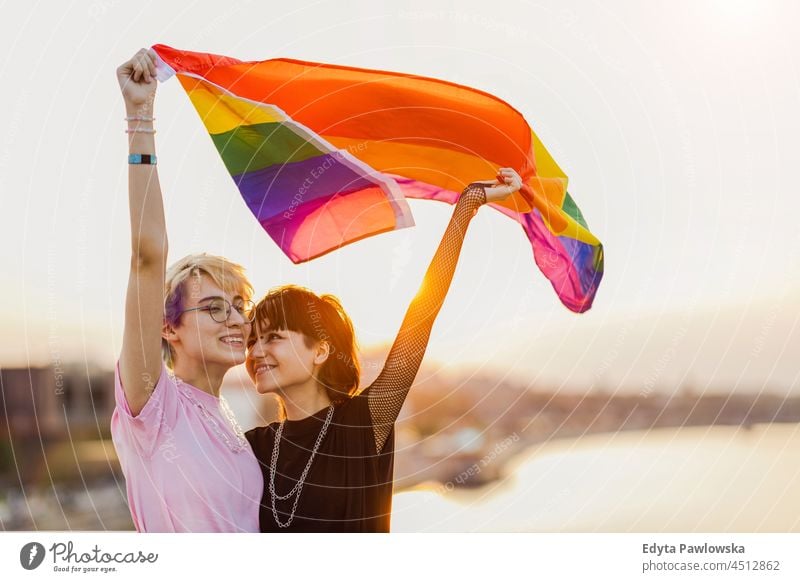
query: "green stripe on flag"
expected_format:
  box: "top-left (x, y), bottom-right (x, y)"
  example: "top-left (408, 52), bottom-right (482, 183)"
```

top-left (210, 122), bottom-right (325, 176)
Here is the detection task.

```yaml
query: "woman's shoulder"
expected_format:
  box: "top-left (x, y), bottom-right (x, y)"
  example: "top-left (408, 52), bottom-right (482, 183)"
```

top-left (245, 422), bottom-right (278, 436)
top-left (245, 423), bottom-right (278, 448)
top-left (334, 390), bottom-right (372, 423)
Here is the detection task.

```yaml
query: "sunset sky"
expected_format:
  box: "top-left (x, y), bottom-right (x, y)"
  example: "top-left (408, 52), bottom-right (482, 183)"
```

top-left (1, 0), bottom-right (797, 393)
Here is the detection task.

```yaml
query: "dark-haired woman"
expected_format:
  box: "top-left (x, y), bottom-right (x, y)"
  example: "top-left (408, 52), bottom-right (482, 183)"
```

top-left (245, 169), bottom-right (523, 531)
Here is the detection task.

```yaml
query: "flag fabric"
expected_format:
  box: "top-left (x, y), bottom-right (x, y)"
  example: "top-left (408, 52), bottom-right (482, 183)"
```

top-left (152, 44), bottom-right (603, 312)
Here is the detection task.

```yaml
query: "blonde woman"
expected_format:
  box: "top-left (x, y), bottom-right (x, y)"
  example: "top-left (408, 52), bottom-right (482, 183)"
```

top-left (111, 48), bottom-right (262, 532)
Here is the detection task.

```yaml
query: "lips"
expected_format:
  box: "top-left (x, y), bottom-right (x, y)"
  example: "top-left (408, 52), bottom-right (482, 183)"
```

top-left (254, 362), bottom-right (276, 376)
top-left (219, 334), bottom-right (244, 348)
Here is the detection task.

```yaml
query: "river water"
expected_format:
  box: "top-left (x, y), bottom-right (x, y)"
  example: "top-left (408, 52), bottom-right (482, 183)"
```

top-left (391, 423), bottom-right (800, 532)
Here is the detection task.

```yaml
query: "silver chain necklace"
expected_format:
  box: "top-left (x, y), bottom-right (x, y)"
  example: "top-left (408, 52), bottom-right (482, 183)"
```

top-left (269, 404), bottom-right (335, 528)
top-left (172, 375), bottom-right (249, 453)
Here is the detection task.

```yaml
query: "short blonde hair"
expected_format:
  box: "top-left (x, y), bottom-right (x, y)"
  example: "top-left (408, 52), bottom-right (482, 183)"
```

top-left (162, 253), bottom-right (254, 368)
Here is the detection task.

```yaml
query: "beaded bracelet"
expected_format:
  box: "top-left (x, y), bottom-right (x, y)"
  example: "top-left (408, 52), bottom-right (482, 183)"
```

top-left (125, 115), bottom-right (155, 121)
top-left (125, 128), bottom-right (157, 134)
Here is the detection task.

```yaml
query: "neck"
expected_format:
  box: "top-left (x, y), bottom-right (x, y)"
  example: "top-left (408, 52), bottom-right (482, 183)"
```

top-left (280, 378), bottom-right (332, 421)
top-left (172, 359), bottom-right (228, 397)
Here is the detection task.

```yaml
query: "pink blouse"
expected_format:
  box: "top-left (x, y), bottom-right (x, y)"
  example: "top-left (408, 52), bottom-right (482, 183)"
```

top-left (111, 362), bottom-right (262, 532)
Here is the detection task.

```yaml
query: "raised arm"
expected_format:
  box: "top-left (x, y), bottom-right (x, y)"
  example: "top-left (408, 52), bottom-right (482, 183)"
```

top-left (367, 170), bottom-right (523, 453)
top-left (117, 49), bottom-right (167, 416)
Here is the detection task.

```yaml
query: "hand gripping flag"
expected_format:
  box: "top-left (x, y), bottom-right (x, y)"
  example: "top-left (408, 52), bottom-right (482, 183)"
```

top-left (151, 44), bottom-right (604, 312)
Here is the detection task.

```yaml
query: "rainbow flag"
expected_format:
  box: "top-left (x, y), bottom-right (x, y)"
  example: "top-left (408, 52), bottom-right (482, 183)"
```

top-left (152, 44), bottom-right (603, 312)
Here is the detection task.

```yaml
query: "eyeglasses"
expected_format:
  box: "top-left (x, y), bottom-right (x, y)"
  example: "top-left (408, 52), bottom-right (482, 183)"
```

top-left (181, 298), bottom-right (256, 323)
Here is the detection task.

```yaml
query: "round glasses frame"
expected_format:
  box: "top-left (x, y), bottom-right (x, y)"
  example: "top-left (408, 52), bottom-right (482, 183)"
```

top-left (180, 297), bottom-right (256, 323)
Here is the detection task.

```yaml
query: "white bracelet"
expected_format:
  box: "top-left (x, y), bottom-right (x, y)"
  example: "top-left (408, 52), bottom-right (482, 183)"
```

top-left (125, 115), bottom-right (155, 121)
top-left (125, 128), bottom-right (157, 134)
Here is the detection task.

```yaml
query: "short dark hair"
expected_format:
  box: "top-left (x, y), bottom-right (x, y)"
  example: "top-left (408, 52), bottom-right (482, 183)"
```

top-left (250, 285), bottom-right (360, 403)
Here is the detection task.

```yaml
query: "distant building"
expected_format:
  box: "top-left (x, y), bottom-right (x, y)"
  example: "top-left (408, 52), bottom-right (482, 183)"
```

top-left (1, 365), bottom-right (115, 485)
top-left (0, 367), bottom-right (64, 441)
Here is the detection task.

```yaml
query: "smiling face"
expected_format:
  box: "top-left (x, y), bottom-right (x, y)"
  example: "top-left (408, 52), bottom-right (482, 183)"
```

top-left (164, 274), bottom-right (252, 371)
top-left (245, 320), bottom-right (325, 395)
top-left (246, 285), bottom-right (361, 405)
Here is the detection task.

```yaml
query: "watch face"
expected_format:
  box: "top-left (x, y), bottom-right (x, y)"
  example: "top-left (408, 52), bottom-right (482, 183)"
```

top-left (129, 154), bottom-right (156, 164)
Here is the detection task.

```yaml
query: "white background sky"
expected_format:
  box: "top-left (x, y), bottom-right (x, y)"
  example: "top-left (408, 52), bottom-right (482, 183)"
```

top-left (0, 0), bottom-right (798, 393)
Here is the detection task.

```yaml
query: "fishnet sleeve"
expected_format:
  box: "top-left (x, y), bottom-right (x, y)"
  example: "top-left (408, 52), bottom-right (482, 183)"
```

top-left (367, 183), bottom-right (488, 453)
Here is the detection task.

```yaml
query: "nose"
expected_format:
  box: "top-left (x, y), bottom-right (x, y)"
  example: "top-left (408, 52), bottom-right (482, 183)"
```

top-left (227, 306), bottom-right (250, 327)
top-left (247, 335), bottom-right (266, 358)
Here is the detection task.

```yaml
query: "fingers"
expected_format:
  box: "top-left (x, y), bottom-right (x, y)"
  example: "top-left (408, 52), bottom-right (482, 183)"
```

top-left (136, 51), bottom-right (155, 83)
top-left (481, 168), bottom-right (522, 199)
top-left (494, 167), bottom-right (522, 193)
top-left (141, 49), bottom-right (157, 80)
top-left (496, 167), bottom-right (519, 187)
top-left (124, 48), bottom-right (158, 84)
top-left (131, 60), bottom-right (142, 83)
top-left (496, 169), bottom-right (511, 184)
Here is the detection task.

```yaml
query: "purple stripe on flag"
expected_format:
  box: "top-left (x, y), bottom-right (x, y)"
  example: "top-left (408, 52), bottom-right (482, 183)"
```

top-left (234, 152), bottom-right (379, 222)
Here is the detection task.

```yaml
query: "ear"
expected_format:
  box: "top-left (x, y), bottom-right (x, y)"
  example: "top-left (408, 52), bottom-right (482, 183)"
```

top-left (313, 340), bottom-right (331, 366)
top-left (161, 320), bottom-right (178, 344)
